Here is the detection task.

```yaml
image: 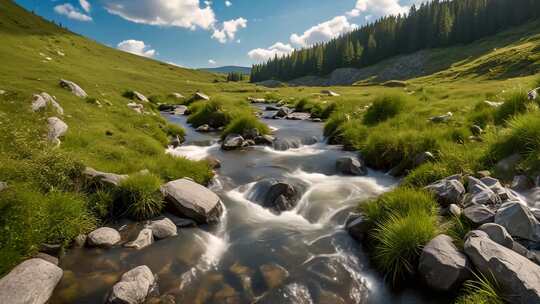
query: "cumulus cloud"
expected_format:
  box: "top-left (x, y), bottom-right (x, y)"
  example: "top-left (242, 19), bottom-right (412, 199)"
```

top-left (248, 42), bottom-right (294, 62)
top-left (290, 16), bottom-right (357, 47)
top-left (208, 59), bottom-right (217, 65)
top-left (54, 3), bottom-right (92, 21)
top-left (225, 1), bottom-right (232, 7)
top-left (347, 0), bottom-right (409, 18)
top-left (212, 17), bottom-right (247, 43)
top-left (117, 40), bottom-right (156, 57)
top-left (79, 0), bottom-right (91, 13)
top-left (103, 0), bottom-right (216, 30)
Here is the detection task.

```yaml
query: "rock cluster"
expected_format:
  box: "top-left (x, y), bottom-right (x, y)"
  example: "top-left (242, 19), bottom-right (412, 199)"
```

top-left (32, 92), bottom-right (64, 114)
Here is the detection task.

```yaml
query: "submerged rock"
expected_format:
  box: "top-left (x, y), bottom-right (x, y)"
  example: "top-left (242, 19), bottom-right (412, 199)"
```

top-left (87, 227), bottom-right (121, 248)
top-left (464, 230), bottom-right (540, 303)
top-left (495, 202), bottom-right (540, 242)
top-left (259, 263), bottom-right (289, 289)
top-left (149, 218), bottom-right (177, 239)
top-left (60, 79), bottom-right (87, 98)
top-left (125, 228), bottom-right (154, 250)
top-left (47, 117), bottom-right (68, 145)
top-left (254, 135), bottom-right (275, 146)
top-left (256, 283), bottom-right (312, 304)
top-left (418, 234), bottom-right (470, 291)
top-left (336, 156), bottom-right (367, 176)
top-left (108, 265), bottom-right (155, 304)
top-left (346, 213), bottom-right (370, 241)
top-left (161, 178), bottom-right (223, 224)
top-left (0, 258), bottom-right (63, 304)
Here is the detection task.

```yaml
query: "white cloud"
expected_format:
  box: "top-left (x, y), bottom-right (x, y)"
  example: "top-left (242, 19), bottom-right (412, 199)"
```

top-left (212, 17), bottom-right (247, 43)
top-left (117, 40), bottom-right (156, 57)
top-left (248, 42), bottom-right (294, 63)
top-left (79, 0), bottom-right (91, 13)
top-left (208, 59), bottom-right (217, 65)
top-left (103, 0), bottom-right (216, 30)
top-left (54, 3), bottom-right (92, 22)
top-left (347, 0), bottom-right (409, 18)
top-left (225, 1), bottom-right (232, 7)
top-left (290, 16), bottom-right (357, 47)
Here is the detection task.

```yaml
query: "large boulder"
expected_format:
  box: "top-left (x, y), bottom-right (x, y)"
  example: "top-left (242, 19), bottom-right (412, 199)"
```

top-left (124, 228), bottom-right (153, 250)
top-left (83, 167), bottom-right (128, 187)
top-left (222, 134), bottom-right (245, 151)
top-left (161, 178), bottom-right (223, 224)
top-left (247, 178), bottom-right (305, 213)
top-left (425, 178), bottom-right (465, 207)
top-left (463, 205), bottom-right (495, 226)
top-left (87, 227), bottom-right (121, 248)
top-left (464, 230), bottom-right (540, 303)
top-left (47, 117), bottom-right (68, 145)
top-left (0, 258), bottom-right (63, 304)
top-left (59, 79), bottom-right (87, 98)
top-left (336, 156), bottom-right (367, 176)
top-left (418, 234), bottom-right (470, 291)
top-left (495, 202), bottom-right (540, 242)
top-left (479, 223), bottom-right (514, 248)
top-left (149, 217), bottom-right (177, 239)
top-left (108, 265), bottom-right (155, 304)
top-left (32, 92), bottom-right (63, 114)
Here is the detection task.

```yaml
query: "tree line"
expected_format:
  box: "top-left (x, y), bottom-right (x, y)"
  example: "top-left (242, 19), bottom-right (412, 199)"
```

top-left (251, 0), bottom-right (540, 82)
top-left (226, 72), bottom-right (245, 82)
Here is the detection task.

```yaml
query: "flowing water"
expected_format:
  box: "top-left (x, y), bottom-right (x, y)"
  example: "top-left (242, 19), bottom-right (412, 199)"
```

top-left (51, 104), bottom-right (447, 304)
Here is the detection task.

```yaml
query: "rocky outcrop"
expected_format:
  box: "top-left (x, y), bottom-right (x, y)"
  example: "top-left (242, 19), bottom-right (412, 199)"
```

top-left (495, 202), bottom-right (540, 242)
top-left (149, 217), bottom-right (177, 239)
top-left (464, 230), bottom-right (540, 304)
top-left (0, 258), bottom-right (63, 304)
top-left (161, 178), bottom-right (223, 224)
top-left (336, 156), bottom-right (368, 176)
top-left (125, 228), bottom-right (154, 250)
top-left (425, 178), bottom-right (465, 207)
top-left (83, 167), bottom-right (128, 187)
top-left (32, 92), bottom-right (63, 114)
top-left (47, 117), bottom-right (68, 145)
top-left (87, 227), bottom-right (121, 248)
top-left (59, 79), bottom-right (87, 98)
top-left (108, 265), bottom-right (155, 304)
top-left (222, 134), bottom-right (245, 151)
top-left (418, 234), bottom-right (470, 291)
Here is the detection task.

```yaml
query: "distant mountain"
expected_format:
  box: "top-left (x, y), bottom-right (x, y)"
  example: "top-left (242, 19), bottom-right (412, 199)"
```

top-left (201, 66), bottom-right (251, 74)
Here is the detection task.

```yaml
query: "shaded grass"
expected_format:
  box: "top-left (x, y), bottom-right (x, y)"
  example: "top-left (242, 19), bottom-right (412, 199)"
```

top-left (455, 273), bottom-right (504, 304)
top-left (117, 173), bottom-right (164, 220)
top-left (494, 90), bottom-right (538, 124)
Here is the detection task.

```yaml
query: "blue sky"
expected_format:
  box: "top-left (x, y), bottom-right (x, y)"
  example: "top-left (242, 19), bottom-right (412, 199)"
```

top-left (14, 0), bottom-right (421, 68)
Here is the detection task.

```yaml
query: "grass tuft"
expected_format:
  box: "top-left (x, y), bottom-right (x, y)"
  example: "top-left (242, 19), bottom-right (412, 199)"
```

top-left (117, 173), bottom-right (164, 220)
top-left (363, 94), bottom-right (408, 125)
top-left (222, 114), bottom-right (269, 139)
top-left (455, 273), bottom-right (504, 304)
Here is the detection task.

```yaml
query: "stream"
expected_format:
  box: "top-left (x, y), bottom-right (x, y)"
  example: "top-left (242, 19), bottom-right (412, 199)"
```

top-left (50, 104), bottom-right (447, 303)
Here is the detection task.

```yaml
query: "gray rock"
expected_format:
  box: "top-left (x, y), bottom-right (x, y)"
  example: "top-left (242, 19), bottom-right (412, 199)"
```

top-left (32, 92), bottom-right (63, 114)
top-left (418, 234), bottom-right (470, 291)
top-left (321, 90), bottom-right (340, 97)
top-left (132, 91), bottom-right (149, 102)
top-left (173, 105), bottom-right (188, 116)
top-left (512, 175), bottom-right (533, 191)
top-left (286, 112), bottom-right (311, 120)
top-left (471, 125), bottom-right (483, 136)
top-left (495, 153), bottom-right (522, 179)
top-left (108, 265), bottom-right (155, 304)
top-left (464, 230), bottom-right (540, 303)
top-left (242, 128), bottom-right (260, 140)
top-left (467, 176), bottom-right (501, 206)
top-left (259, 263), bottom-right (289, 289)
top-left (83, 167), bottom-right (128, 186)
top-left (449, 204), bottom-right (462, 217)
top-left (59, 79), bottom-right (87, 98)
top-left (222, 134), bottom-right (244, 151)
top-left (87, 227), bottom-right (121, 248)
top-left (248, 97), bottom-right (266, 103)
top-left (0, 258), bottom-right (63, 304)
top-left (274, 107), bottom-right (290, 118)
top-left (249, 179), bottom-right (303, 213)
top-left (495, 202), bottom-right (540, 242)
top-left (149, 218), bottom-right (177, 239)
top-left (196, 124), bottom-right (212, 132)
top-left (125, 228), bottom-right (154, 250)
top-left (463, 205), bottom-right (495, 225)
top-left (480, 177), bottom-right (509, 199)
top-left (346, 213), bottom-right (370, 241)
top-left (483, 100), bottom-right (504, 107)
top-left (34, 253), bottom-right (59, 266)
top-left (429, 112), bottom-right (453, 123)
top-left (193, 92), bottom-right (210, 101)
top-left (413, 151), bottom-right (435, 167)
top-left (528, 88), bottom-right (539, 101)
top-left (254, 135), bottom-right (275, 146)
top-left (161, 178), bottom-right (223, 224)
top-left (127, 102), bottom-right (144, 114)
top-left (479, 223), bottom-right (514, 248)
top-left (170, 135), bottom-right (181, 148)
top-left (171, 92), bottom-right (185, 99)
top-left (273, 137), bottom-right (302, 151)
top-left (47, 117), bottom-right (68, 145)
top-left (336, 156), bottom-right (367, 176)
top-left (425, 178), bottom-right (465, 207)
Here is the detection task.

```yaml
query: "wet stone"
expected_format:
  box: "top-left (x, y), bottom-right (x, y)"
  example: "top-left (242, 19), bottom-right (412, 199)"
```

top-left (259, 263), bottom-right (289, 289)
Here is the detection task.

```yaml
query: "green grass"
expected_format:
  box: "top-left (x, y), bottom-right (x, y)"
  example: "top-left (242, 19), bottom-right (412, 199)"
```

top-left (363, 94), bottom-right (408, 125)
top-left (116, 173), bottom-right (164, 220)
top-left (455, 273), bottom-right (504, 304)
top-left (222, 114), bottom-right (270, 139)
top-left (494, 90), bottom-right (538, 124)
